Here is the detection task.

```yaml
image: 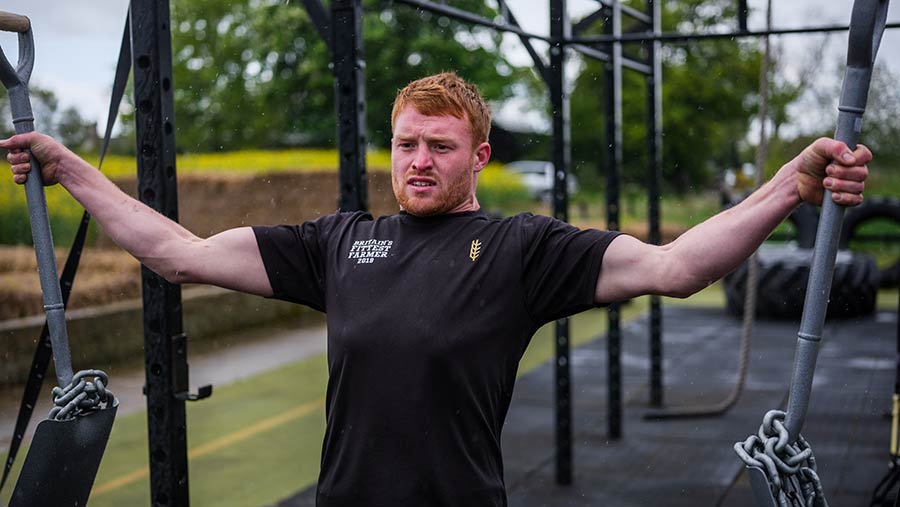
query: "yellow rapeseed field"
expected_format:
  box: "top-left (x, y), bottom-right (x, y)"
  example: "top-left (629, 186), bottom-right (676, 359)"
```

top-left (0, 148), bottom-right (528, 246)
top-left (80, 148), bottom-right (394, 178)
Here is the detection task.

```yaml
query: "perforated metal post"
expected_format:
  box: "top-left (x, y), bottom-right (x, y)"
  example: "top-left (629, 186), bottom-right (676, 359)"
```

top-left (130, 1), bottom-right (190, 505)
top-left (604, 0), bottom-right (624, 440)
top-left (332, 0), bottom-right (368, 212)
top-left (646, 0), bottom-right (664, 408)
top-left (549, 0), bottom-right (573, 486)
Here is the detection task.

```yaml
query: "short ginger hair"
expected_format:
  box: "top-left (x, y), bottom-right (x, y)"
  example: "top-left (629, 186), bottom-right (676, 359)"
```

top-left (391, 72), bottom-right (492, 147)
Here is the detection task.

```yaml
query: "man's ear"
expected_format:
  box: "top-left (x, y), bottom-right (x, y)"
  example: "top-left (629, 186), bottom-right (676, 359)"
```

top-left (473, 142), bottom-right (491, 173)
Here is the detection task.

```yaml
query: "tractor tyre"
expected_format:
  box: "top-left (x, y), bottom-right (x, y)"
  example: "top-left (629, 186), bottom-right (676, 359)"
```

top-left (724, 244), bottom-right (879, 320)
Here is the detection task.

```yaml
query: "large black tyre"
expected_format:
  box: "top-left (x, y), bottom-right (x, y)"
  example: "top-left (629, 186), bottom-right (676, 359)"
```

top-left (839, 196), bottom-right (900, 288)
top-left (788, 202), bottom-right (820, 249)
top-left (724, 244), bottom-right (880, 320)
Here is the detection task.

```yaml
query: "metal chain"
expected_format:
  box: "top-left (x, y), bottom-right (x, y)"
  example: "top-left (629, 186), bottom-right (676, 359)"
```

top-left (733, 410), bottom-right (828, 507)
top-left (49, 369), bottom-right (114, 421)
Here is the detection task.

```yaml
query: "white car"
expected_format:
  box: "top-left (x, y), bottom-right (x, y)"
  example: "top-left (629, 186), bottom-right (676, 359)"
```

top-left (505, 160), bottom-right (579, 202)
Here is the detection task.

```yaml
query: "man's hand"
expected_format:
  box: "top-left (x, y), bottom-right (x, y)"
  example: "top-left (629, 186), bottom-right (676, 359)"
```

top-left (787, 137), bottom-right (871, 207)
top-left (1, 132), bottom-right (70, 186)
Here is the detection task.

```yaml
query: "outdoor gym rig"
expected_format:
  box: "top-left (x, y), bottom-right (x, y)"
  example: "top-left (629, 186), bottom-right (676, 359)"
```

top-left (0, 1), bottom-right (898, 506)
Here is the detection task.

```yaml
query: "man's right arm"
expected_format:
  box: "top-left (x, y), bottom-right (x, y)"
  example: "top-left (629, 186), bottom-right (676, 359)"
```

top-left (2, 132), bottom-right (274, 297)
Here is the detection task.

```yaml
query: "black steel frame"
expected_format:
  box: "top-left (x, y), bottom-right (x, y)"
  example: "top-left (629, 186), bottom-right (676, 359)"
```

top-left (131, 0), bottom-right (900, 499)
top-left (130, 1), bottom-right (190, 504)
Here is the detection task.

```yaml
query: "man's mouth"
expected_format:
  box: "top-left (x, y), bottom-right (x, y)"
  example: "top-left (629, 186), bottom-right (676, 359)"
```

top-left (408, 178), bottom-right (436, 187)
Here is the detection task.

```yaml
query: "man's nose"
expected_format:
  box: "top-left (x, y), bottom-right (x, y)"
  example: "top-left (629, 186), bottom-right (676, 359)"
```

top-left (411, 145), bottom-right (432, 171)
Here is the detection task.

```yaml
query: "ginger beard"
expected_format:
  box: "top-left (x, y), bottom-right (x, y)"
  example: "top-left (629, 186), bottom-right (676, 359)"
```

top-left (392, 163), bottom-right (476, 216)
top-left (390, 107), bottom-right (488, 217)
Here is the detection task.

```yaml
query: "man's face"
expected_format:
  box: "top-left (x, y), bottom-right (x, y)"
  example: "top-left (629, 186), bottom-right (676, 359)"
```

top-left (391, 106), bottom-right (491, 216)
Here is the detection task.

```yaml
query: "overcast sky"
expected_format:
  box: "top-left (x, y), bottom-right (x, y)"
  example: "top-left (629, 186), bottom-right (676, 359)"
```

top-left (0, 0), bottom-right (897, 135)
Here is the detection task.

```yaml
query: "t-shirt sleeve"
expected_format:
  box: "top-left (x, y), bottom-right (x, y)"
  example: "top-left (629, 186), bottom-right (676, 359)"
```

top-left (520, 214), bottom-right (621, 324)
top-left (252, 213), bottom-right (349, 312)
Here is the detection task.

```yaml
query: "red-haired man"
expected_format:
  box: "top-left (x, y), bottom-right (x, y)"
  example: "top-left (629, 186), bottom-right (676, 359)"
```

top-left (3, 72), bottom-right (870, 506)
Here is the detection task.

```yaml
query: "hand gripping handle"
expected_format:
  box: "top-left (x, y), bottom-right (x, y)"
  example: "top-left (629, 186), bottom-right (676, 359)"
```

top-left (0, 17), bottom-right (74, 388)
top-left (783, 0), bottom-right (889, 443)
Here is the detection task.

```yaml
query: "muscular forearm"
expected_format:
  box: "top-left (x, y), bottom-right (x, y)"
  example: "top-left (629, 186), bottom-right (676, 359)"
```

top-left (596, 138), bottom-right (870, 304)
top-left (5, 132), bottom-right (273, 294)
top-left (57, 156), bottom-right (199, 280)
top-left (658, 168), bottom-right (801, 296)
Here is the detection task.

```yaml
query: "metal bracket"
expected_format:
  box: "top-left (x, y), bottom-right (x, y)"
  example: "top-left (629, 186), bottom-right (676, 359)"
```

top-left (171, 333), bottom-right (212, 402)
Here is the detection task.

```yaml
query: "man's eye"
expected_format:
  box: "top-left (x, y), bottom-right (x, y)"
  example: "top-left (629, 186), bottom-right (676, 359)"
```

top-left (434, 144), bottom-right (450, 152)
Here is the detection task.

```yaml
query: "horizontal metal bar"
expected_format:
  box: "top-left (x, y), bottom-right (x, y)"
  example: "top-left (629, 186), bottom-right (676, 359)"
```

top-left (570, 42), bottom-right (609, 62)
top-left (393, 0), bottom-right (553, 43)
top-left (594, 0), bottom-right (651, 25)
top-left (574, 20), bottom-right (900, 44)
top-left (570, 43), bottom-right (652, 75)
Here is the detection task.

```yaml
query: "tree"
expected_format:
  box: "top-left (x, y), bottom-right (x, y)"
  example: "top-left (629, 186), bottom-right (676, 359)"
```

top-left (854, 64), bottom-right (900, 168)
top-left (769, 61), bottom-right (900, 191)
top-left (568, 0), bottom-right (802, 192)
top-left (56, 107), bottom-right (101, 153)
top-left (0, 85), bottom-right (96, 146)
top-left (169, 0), bottom-right (528, 152)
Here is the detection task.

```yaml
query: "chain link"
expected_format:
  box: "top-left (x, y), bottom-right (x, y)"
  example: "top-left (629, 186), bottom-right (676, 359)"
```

top-left (49, 369), bottom-right (114, 421)
top-left (734, 410), bottom-right (828, 507)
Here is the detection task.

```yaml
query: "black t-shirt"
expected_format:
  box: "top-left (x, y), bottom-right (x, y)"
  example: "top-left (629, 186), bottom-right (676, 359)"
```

top-left (253, 210), bottom-right (620, 507)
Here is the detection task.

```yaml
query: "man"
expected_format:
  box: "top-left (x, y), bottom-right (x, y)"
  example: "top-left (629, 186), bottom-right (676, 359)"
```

top-left (3, 72), bottom-right (870, 506)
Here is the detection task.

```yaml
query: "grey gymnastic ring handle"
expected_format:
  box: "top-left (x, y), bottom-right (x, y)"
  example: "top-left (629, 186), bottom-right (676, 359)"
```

top-left (0, 12), bottom-right (74, 388)
top-left (782, 0), bottom-right (889, 443)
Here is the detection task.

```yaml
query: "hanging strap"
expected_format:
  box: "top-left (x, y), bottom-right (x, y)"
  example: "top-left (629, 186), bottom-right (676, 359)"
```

top-left (0, 13), bottom-right (132, 492)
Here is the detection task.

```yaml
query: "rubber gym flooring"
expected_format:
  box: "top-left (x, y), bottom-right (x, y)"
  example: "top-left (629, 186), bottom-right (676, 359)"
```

top-left (277, 304), bottom-right (898, 506)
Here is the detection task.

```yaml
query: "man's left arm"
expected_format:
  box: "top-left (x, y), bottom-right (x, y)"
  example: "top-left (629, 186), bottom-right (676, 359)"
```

top-left (594, 138), bottom-right (872, 304)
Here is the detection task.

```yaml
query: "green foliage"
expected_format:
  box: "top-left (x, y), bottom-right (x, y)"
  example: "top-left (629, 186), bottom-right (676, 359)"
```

top-left (169, 0), bottom-right (525, 151)
top-left (859, 65), bottom-right (900, 169)
top-left (0, 180), bottom-right (91, 247)
top-left (766, 62), bottom-right (900, 196)
top-left (569, 0), bottom-right (802, 193)
top-left (0, 85), bottom-right (100, 152)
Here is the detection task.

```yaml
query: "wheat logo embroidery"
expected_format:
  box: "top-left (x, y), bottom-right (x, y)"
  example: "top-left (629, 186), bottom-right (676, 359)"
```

top-left (470, 239), bottom-right (482, 261)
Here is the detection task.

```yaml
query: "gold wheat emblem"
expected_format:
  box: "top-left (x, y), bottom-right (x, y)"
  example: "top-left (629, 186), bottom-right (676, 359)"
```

top-left (470, 239), bottom-right (482, 261)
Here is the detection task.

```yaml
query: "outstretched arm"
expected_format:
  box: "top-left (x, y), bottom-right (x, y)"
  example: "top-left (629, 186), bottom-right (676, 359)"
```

top-left (594, 138), bottom-right (871, 304)
top-left (2, 132), bottom-right (274, 297)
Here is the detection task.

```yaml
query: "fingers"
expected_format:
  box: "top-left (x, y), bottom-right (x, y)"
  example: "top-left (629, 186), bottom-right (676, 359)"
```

top-left (796, 139), bottom-right (871, 208)
top-left (811, 139), bottom-right (870, 205)
top-left (810, 137), bottom-right (853, 163)
top-left (9, 158), bottom-right (32, 184)
top-left (0, 132), bottom-right (38, 151)
top-left (831, 190), bottom-right (863, 206)
top-left (827, 143), bottom-right (870, 206)
top-left (7, 149), bottom-right (30, 165)
top-left (849, 144), bottom-right (873, 165)
top-left (4, 137), bottom-right (36, 185)
top-left (825, 161), bottom-right (867, 183)
top-left (810, 138), bottom-right (873, 166)
top-left (5, 145), bottom-right (31, 185)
